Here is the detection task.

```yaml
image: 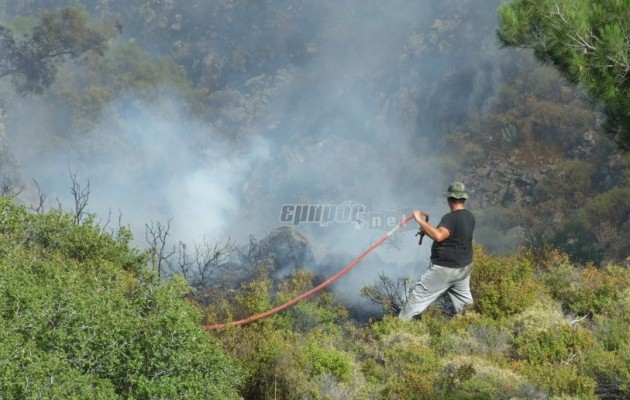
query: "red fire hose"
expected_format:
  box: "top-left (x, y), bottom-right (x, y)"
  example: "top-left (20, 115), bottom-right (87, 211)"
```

top-left (204, 214), bottom-right (415, 331)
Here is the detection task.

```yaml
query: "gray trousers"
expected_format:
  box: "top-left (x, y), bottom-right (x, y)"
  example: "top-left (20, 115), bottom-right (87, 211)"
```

top-left (399, 263), bottom-right (473, 320)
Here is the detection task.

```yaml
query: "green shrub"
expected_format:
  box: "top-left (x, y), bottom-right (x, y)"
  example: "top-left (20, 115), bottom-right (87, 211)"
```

top-left (461, 142), bottom-right (485, 165)
top-left (380, 340), bottom-right (441, 399)
top-left (277, 270), bottom-right (347, 332)
top-left (514, 324), bottom-right (596, 365)
top-left (583, 344), bottom-right (630, 399)
top-left (578, 187), bottom-right (630, 261)
top-left (303, 340), bottom-right (352, 381)
top-left (513, 324), bottom-right (598, 397)
top-left (536, 159), bottom-right (595, 204)
top-left (594, 288), bottom-right (630, 352)
top-left (436, 356), bottom-right (543, 399)
top-left (0, 197), bottom-right (243, 399)
top-left (447, 312), bottom-right (513, 360)
top-left (233, 272), bottom-right (273, 318)
top-left (586, 288), bottom-right (630, 398)
top-left (579, 187), bottom-right (630, 232)
top-left (209, 268), bottom-right (357, 399)
top-left (513, 361), bottom-right (597, 398)
top-left (544, 218), bottom-right (604, 265)
top-left (540, 255), bottom-right (630, 315)
top-left (471, 246), bottom-right (542, 319)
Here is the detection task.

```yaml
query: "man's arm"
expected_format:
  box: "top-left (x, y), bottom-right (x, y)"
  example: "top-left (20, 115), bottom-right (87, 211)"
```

top-left (413, 210), bottom-right (450, 242)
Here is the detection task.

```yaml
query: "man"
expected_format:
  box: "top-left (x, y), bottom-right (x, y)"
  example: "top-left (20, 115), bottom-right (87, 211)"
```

top-left (399, 181), bottom-right (475, 320)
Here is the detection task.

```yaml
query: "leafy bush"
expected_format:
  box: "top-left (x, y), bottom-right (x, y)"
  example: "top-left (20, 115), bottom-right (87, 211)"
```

top-left (366, 314), bottom-right (541, 399)
top-left (594, 288), bottom-right (630, 352)
top-left (584, 346), bottom-right (630, 400)
top-left (514, 324), bottom-right (596, 365)
top-left (536, 159), bottom-right (595, 205)
top-left (543, 219), bottom-right (604, 265)
top-left (208, 268), bottom-right (356, 399)
top-left (539, 252), bottom-right (630, 316)
top-left (202, 243), bottom-right (629, 400)
top-left (378, 339), bottom-right (441, 399)
top-left (461, 142), bottom-right (485, 165)
top-left (436, 356), bottom-right (544, 399)
top-left (511, 323), bottom-right (598, 398)
top-left (585, 288), bottom-right (630, 398)
top-left (578, 187), bottom-right (630, 261)
top-left (471, 246), bottom-right (542, 319)
top-left (52, 42), bottom-right (201, 134)
top-left (531, 187), bottom-right (630, 265)
top-left (0, 197), bottom-right (243, 399)
top-left (579, 187), bottom-right (630, 231)
top-left (512, 360), bottom-right (597, 398)
top-left (303, 340), bottom-right (352, 381)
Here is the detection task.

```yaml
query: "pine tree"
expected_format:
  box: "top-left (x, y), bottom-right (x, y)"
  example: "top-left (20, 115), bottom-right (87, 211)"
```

top-left (0, 7), bottom-right (116, 94)
top-left (498, 0), bottom-right (630, 148)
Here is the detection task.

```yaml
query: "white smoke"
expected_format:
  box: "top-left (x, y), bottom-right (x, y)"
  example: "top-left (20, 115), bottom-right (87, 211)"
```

top-left (3, 0), bottom-right (507, 314)
top-left (9, 92), bottom-right (270, 246)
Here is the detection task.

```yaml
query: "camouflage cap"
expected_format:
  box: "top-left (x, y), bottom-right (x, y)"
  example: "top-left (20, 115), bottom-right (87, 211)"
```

top-left (445, 181), bottom-right (468, 199)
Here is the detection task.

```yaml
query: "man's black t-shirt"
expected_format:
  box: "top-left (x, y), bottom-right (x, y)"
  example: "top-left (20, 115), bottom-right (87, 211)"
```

top-left (430, 209), bottom-right (475, 268)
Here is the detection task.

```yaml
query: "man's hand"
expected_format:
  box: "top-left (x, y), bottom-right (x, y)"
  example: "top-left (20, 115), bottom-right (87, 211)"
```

top-left (413, 210), bottom-right (428, 223)
top-left (413, 210), bottom-right (450, 243)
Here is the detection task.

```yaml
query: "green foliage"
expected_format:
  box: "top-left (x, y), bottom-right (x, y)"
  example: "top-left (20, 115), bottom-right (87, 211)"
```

top-left (498, 0), bottom-right (630, 148)
top-left (513, 360), bottom-right (597, 398)
top-left (208, 268), bottom-right (355, 399)
top-left (0, 197), bottom-right (243, 399)
top-left (512, 323), bottom-right (598, 397)
top-left (0, 7), bottom-right (116, 94)
top-left (586, 288), bottom-right (630, 398)
top-left (52, 42), bottom-right (202, 134)
top-left (536, 159), bottom-right (595, 205)
top-left (461, 142), bottom-right (485, 165)
top-left (531, 182), bottom-right (629, 265)
top-left (594, 287), bottom-right (630, 352)
top-left (203, 243), bottom-right (630, 399)
top-left (578, 187), bottom-right (630, 261)
top-left (303, 340), bottom-right (352, 381)
top-left (471, 246), bottom-right (542, 319)
top-left (377, 337), bottom-right (441, 398)
top-left (543, 263), bottom-right (630, 316)
top-left (233, 271), bottom-right (273, 318)
top-left (435, 357), bottom-right (542, 399)
top-left (363, 314), bottom-right (541, 399)
top-left (580, 187), bottom-right (630, 232)
top-left (514, 323), bottom-right (596, 365)
top-left (2, 2), bottom-right (629, 398)
top-left (27, 211), bottom-right (143, 269)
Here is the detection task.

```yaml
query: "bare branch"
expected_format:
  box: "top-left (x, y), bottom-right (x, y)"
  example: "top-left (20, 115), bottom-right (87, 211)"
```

top-left (168, 236), bottom-right (237, 288)
top-left (69, 169), bottom-right (90, 225)
top-left (360, 272), bottom-right (410, 316)
top-left (100, 208), bottom-right (113, 235)
top-left (571, 314), bottom-right (589, 326)
top-left (30, 179), bottom-right (47, 214)
top-left (145, 219), bottom-right (175, 279)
